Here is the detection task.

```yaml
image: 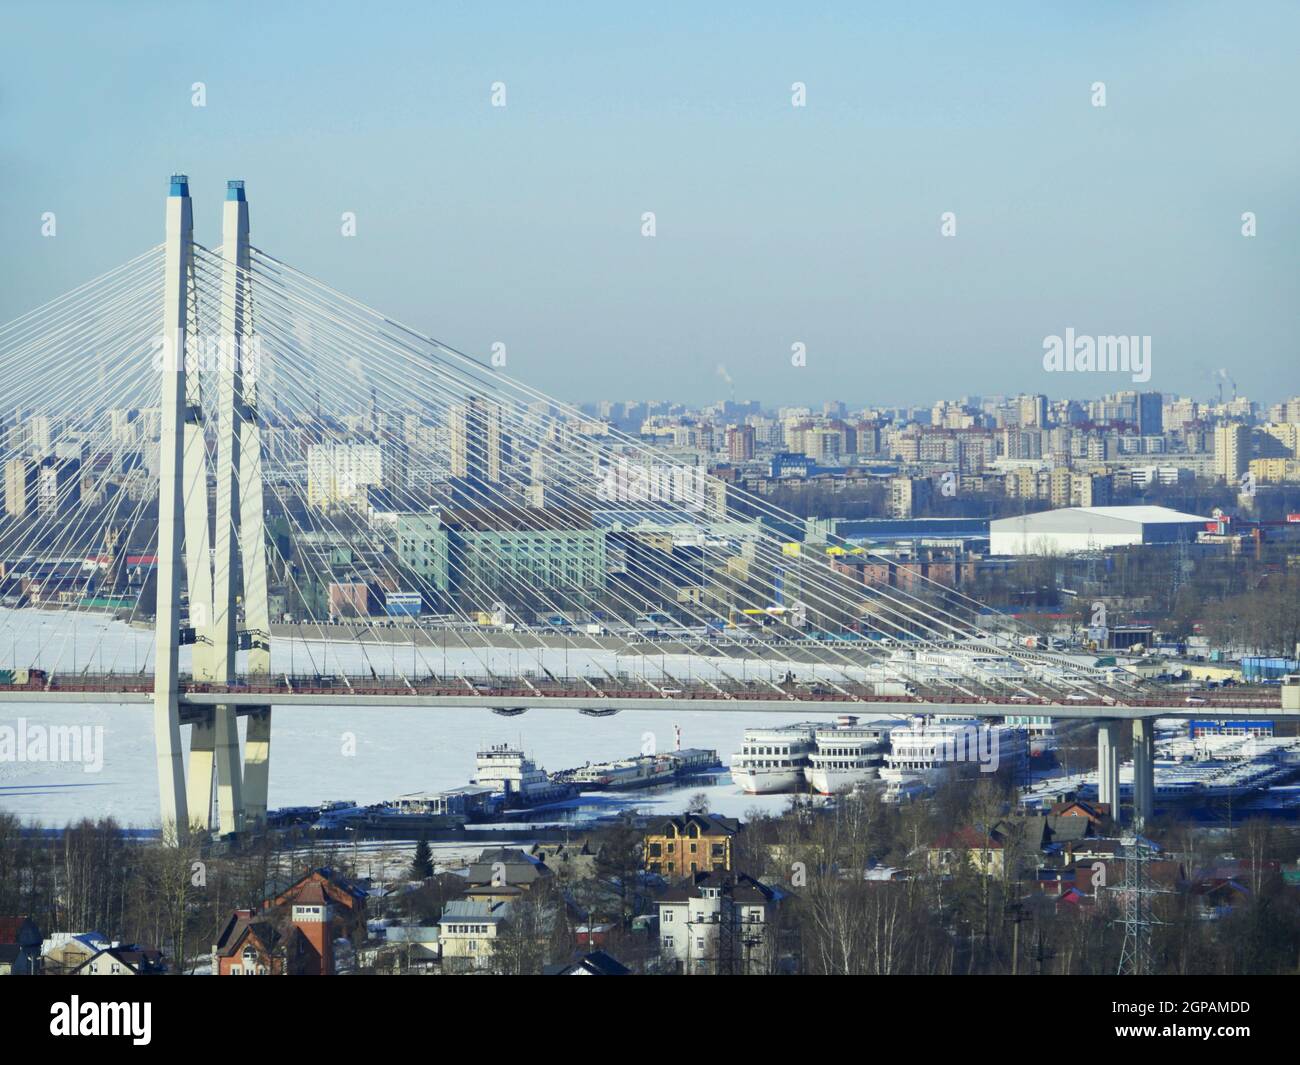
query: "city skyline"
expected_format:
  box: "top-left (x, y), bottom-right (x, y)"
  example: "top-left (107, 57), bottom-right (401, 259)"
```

top-left (3, 2), bottom-right (1298, 406)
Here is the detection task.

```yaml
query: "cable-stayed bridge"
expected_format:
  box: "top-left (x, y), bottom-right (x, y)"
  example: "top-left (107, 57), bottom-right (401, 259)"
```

top-left (0, 176), bottom-right (1285, 837)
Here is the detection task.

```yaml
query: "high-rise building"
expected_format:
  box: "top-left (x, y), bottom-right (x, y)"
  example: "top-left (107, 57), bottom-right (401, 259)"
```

top-left (1017, 393), bottom-right (1048, 428)
top-left (1213, 423), bottom-right (1251, 482)
top-left (1259, 422), bottom-right (1300, 458)
top-left (306, 441), bottom-right (389, 508)
top-left (726, 425), bottom-right (756, 462)
top-left (37, 457), bottom-right (80, 515)
top-left (888, 476), bottom-right (931, 519)
top-left (395, 513), bottom-right (451, 592)
top-left (28, 414), bottom-right (54, 454)
top-left (4, 457), bottom-right (36, 518)
top-left (110, 408), bottom-right (140, 445)
top-left (449, 396), bottom-right (503, 485)
top-left (1137, 391), bottom-right (1163, 436)
top-left (1070, 471), bottom-right (1112, 507)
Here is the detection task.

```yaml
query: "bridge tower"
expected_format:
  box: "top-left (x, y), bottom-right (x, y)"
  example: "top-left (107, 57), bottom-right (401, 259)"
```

top-left (152, 176), bottom-right (272, 838)
top-left (152, 174), bottom-right (197, 836)
top-left (216, 179), bottom-right (273, 829)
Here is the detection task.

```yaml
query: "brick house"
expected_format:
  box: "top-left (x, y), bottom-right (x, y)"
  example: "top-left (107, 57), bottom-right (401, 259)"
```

top-left (213, 867), bottom-right (367, 976)
top-left (644, 814), bottom-right (741, 876)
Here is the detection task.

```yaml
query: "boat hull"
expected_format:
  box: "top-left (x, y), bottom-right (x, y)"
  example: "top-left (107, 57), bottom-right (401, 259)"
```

top-left (731, 766), bottom-right (805, 794)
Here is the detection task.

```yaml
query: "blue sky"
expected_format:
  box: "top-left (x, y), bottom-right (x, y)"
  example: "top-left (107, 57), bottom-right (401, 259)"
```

top-left (2, 1), bottom-right (1297, 406)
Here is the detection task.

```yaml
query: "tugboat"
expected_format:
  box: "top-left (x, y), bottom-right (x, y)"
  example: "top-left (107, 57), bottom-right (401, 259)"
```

top-left (471, 744), bottom-right (573, 807)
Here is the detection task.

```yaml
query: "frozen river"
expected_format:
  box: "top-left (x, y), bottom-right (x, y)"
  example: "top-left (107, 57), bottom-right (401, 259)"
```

top-left (0, 610), bottom-right (855, 827)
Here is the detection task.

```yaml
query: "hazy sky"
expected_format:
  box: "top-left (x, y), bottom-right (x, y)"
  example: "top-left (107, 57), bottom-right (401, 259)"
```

top-left (3, 1), bottom-right (1297, 408)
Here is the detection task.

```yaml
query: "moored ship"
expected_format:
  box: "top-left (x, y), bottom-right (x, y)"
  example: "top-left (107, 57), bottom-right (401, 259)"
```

top-left (556, 729), bottom-right (721, 790)
top-left (471, 744), bottom-right (574, 807)
top-left (730, 722), bottom-right (820, 793)
top-left (880, 715), bottom-right (1029, 798)
top-left (804, 717), bottom-right (894, 795)
top-left (564, 754), bottom-right (678, 790)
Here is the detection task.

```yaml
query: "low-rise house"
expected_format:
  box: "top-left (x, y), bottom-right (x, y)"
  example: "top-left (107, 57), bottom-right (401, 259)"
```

top-left (927, 827), bottom-right (1006, 876)
top-left (212, 911), bottom-right (285, 975)
top-left (1044, 814), bottom-right (1095, 846)
top-left (575, 922), bottom-right (615, 949)
top-left (553, 950), bottom-right (630, 975)
top-left (1023, 884), bottom-right (1092, 918)
top-left (657, 870), bottom-right (779, 975)
top-left (1190, 877), bottom-right (1251, 918)
top-left (438, 898), bottom-right (511, 971)
top-left (0, 917), bottom-right (43, 975)
top-left (1199, 859), bottom-right (1281, 888)
top-left (381, 925), bottom-right (442, 970)
top-left (465, 848), bottom-right (553, 893)
top-left (214, 870), bottom-right (365, 976)
top-left (993, 816), bottom-right (1050, 851)
top-left (462, 881), bottom-right (528, 907)
top-left (73, 944), bottom-right (166, 976)
top-left (41, 931), bottom-right (110, 975)
top-left (1049, 799), bottom-right (1110, 826)
top-left (1062, 854), bottom-right (1187, 897)
top-left (265, 867), bottom-right (368, 941)
top-left (530, 840), bottom-right (602, 880)
top-left (644, 814), bottom-right (741, 876)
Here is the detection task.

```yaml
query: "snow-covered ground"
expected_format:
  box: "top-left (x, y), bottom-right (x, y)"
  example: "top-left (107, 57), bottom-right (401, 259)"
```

top-left (0, 610), bottom-right (843, 827)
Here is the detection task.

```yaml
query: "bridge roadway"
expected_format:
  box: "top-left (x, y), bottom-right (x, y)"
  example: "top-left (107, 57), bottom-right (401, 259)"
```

top-left (0, 672), bottom-right (1285, 721)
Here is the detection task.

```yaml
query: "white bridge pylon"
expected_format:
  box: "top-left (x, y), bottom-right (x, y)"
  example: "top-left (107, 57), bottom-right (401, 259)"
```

top-left (154, 175), bottom-right (271, 838)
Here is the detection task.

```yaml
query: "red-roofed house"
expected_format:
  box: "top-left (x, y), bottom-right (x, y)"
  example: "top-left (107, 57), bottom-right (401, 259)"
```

top-left (213, 867), bottom-right (367, 976)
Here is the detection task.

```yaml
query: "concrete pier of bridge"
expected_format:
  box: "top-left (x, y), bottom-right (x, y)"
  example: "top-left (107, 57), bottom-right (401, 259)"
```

top-left (1132, 718), bottom-right (1155, 829)
top-left (1096, 720), bottom-right (1121, 816)
top-left (1095, 717), bottom-right (1156, 826)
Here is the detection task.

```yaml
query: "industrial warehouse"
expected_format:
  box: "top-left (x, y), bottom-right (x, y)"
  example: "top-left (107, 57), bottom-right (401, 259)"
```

top-left (989, 505), bottom-right (1210, 556)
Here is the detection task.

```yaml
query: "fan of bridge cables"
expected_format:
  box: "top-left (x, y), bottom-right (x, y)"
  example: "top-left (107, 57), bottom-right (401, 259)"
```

top-left (0, 246), bottom-right (170, 676)
top-left (0, 238), bottom-right (1156, 706)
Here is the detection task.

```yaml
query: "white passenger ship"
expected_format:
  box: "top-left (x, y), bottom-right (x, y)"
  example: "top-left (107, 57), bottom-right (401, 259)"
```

top-left (731, 716), bottom-right (898, 795)
top-left (730, 723), bottom-right (820, 793)
top-left (803, 717), bottom-right (894, 795)
top-left (880, 715), bottom-right (1029, 798)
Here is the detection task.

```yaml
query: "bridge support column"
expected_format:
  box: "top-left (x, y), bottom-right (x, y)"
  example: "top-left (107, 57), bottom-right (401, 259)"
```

top-left (213, 708), bottom-right (242, 835)
top-left (1132, 718), bottom-right (1155, 829)
top-left (243, 708), bottom-right (272, 825)
top-left (1097, 720), bottom-right (1120, 818)
top-left (186, 710), bottom-right (215, 826)
top-left (152, 174), bottom-right (194, 839)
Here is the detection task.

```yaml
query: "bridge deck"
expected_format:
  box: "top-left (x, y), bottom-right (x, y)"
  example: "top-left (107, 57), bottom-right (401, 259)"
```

top-left (0, 672), bottom-right (1284, 719)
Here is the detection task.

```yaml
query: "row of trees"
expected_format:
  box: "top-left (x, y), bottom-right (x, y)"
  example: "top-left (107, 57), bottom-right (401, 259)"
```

top-left (727, 784), bottom-right (1300, 975)
top-left (5, 783), bottom-right (1300, 975)
top-left (0, 813), bottom-right (352, 971)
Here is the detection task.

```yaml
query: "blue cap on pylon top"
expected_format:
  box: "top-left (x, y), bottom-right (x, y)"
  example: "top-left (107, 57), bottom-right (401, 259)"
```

top-left (226, 179), bottom-right (245, 202)
top-left (169, 174), bottom-right (189, 196)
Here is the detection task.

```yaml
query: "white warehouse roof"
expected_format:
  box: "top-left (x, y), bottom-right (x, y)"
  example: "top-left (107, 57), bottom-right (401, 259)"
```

top-left (990, 505), bottom-right (1209, 556)
top-left (1062, 505), bottom-right (1210, 524)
